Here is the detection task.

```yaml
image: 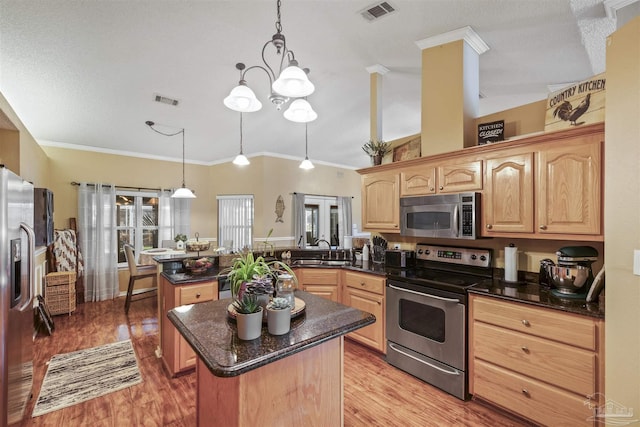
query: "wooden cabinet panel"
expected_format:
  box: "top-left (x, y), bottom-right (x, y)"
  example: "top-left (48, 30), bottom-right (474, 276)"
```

top-left (303, 284), bottom-right (339, 302)
top-left (400, 164), bottom-right (436, 196)
top-left (180, 283), bottom-right (215, 304)
top-left (299, 268), bottom-right (340, 302)
top-left (361, 172), bottom-right (400, 231)
top-left (343, 287), bottom-right (385, 353)
top-left (474, 360), bottom-right (595, 426)
top-left (537, 135), bottom-right (602, 235)
top-left (343, 271), bottom-right (385, 295)
top-left (436, 159), bottom-right (482, 193)
top-left (473, 322), bottom-right (595, 396)
top-left (483, 152), bottom-right (534, 234)
top-left (472, 296), bottom-right (596, 350)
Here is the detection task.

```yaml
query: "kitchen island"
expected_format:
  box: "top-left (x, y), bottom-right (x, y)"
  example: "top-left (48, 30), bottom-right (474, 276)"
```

top-left (168, 290), bottom-right (375, 426)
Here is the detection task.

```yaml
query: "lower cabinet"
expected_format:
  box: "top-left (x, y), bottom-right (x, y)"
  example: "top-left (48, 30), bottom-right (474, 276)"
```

top-left (161, 276), bottom-right (217, 376)
top-left (342, 271), bottom-right (386, 353)
top-left (298, 268), bottom-right (341, 302)
top-left (469, 294), bottom-right (604, 426)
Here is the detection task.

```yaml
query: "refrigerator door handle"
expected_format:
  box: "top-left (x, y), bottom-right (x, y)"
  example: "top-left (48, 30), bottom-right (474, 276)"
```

top-left (19, 222), bottom-right (35, 311)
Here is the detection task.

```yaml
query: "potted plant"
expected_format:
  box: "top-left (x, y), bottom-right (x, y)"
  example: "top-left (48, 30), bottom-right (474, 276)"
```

top-left (174, 233), bottom-right (187, 250)
top-left (266, 297), bottom-right (291, 335)
top-left (244, 275), bottom-right (274, 320)
top-left (232, 293), bottom-right (263, 340)
top-left (362, 139), bottom-right (391, 166)
top-left (223, 252), bottom-right (298, 304)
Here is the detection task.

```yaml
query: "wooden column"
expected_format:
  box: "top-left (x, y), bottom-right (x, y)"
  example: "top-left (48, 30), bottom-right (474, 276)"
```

top-left (366, 64), bottom-right (389, 142)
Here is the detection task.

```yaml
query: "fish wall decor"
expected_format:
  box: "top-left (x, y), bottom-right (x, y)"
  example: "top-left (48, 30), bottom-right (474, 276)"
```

top-left (275, 195), bottom-right (285, 223)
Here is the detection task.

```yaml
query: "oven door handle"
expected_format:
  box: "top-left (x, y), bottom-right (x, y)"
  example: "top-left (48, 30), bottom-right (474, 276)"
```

top-left (388, 343), bottom-right (461, 376)
top-left (388, 284), bottom-right (460, 304)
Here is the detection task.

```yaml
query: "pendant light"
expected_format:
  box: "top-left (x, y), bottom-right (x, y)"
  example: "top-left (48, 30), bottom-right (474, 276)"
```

top-left (145, 121), bottom-right (196, 198)
top-left (233, 113), bottom-right (250, 166)
top-left (299, 123), bottom-right (314, 170)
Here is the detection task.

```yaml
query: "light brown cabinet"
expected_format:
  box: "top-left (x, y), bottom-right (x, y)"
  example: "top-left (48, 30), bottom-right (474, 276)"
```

top-left (297, 268), bottom-right (341, 302)
top-left (469, 294), bottom-right (604, 426)
top-left (342, 271), bottom-right (386, 353)
top-left (361, 171), bottom-right (400, 232)
top-left (161, 276), bottom-right (217, 376)
top-left (400, 164), bottom-right (436, 196)
top-left (399, 159), bottom-right (482, 197)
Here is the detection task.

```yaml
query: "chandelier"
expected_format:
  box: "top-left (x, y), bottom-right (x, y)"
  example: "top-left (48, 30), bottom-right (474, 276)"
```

top-left (223, 0), bottom-right (317, 123)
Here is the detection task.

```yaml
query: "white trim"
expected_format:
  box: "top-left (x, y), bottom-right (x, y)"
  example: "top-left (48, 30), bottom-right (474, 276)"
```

top-left (604, 0), bottom-right (639, 19)
top-left (366, 64), bottom-right (390, 75)
top-left (415, 26), bottom-right (489, 55)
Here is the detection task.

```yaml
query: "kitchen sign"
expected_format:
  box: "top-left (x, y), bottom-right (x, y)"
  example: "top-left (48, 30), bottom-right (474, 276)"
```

top-left (477, 120), bottom-right (504, 145)
top-left (544, 72), bottom-right (605, 132)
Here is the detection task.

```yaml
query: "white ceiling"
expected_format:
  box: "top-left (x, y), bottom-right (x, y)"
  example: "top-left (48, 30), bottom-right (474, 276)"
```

top-left (0, 0), bottom-right (622, 170)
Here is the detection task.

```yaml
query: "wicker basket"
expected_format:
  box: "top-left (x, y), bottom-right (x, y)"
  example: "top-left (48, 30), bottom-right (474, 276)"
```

top-left (45, 272), bottom-right (77, 315)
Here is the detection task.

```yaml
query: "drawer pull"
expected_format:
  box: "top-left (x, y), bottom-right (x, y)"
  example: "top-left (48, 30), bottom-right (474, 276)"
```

top-left (539, 225), bottom-right (547, 230)
top-left (486, 224), bottom-right (493, 230)
top-left (521, 319), bottom-right (530, 327)
top-left (361, 282), bottom-right (366, 286)
top-left (196, 293), bottom-right (201, 298)
top-left (521, 389), bottom-right (530, 397)
top-left (521, 346), bottom-right (530, 353)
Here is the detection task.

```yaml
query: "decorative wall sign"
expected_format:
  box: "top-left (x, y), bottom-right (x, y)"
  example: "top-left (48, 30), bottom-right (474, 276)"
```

top-left (477, 120), bottom-right (504, 145)
top-left (545, 73), bottom-right (605, 132)
top-left (275, 195), bottom-right (285, 223)
top-left (392, 136), bottom-right (421, 162)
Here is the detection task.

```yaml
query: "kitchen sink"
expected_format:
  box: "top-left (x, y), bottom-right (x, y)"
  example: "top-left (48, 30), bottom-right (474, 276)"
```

top-left (291, 259), bottom-right (352, 267)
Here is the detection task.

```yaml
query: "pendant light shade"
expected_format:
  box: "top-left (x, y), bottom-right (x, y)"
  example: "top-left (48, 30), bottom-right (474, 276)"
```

top-left (224, 82), bottom-right (263, 112)
top-left (233, 113), bottom-right (250, 166)
top-left (299, 123), bottom-right (314, 170)
top-left (284, 98), bottom-right (317, 123)
top-left (145, 121), bottom-right (196, 199)
top-left (272, 64), bottom-right (315, 98)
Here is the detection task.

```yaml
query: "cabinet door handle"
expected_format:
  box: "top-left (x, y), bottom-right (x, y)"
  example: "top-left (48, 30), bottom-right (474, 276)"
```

top-left (196, 293), bottom-right (201, 298)
top-left (521, 389), bottom-right (530, 397)
top-left (439, 186), bottom-right (444, 190)
top-left (521, 346), bottom-right (530, 353)
top-left (430, 187), bottom-right (435, 192)
top-left (521, 319), bottom-right (530, 327)
top-left (486, 224), bottom-right (493, 230)
top-left (377, 301), bottom-right (382, 305)
top-left (360, 282), bottom-right (366, 286)
top-left (539, 225), bottom-right (547, 230)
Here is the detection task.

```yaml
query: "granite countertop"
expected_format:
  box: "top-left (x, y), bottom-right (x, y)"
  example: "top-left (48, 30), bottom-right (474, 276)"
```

top-left (469, 278), bottom-right (604, 319)
top-left (167, 290), bottom-right (375, 377)
top-left (161, 269), bottom-right (225, 285)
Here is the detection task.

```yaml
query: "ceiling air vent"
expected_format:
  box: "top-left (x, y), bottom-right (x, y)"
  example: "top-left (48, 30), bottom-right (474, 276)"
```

top-left (360, 1), bottom-right (396, 22)
top-left (154, 94), bottom-right (180, 107)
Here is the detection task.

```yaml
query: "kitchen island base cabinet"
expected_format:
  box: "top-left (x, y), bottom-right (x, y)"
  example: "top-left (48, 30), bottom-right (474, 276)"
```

top-left (196, 337), bottom-right (343, 427)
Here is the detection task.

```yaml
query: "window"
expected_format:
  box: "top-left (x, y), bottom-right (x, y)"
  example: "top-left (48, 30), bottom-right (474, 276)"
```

top-left (305, 196), bottom-right (338, 247)
top-left (218, 195), bottom-right (254, 252)
top-left (116, 191), bottom-right (159, 264)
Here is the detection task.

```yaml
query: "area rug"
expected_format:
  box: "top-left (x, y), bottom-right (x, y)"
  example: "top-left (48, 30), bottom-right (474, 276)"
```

top-left (32, 339), bottom-right (142, 417)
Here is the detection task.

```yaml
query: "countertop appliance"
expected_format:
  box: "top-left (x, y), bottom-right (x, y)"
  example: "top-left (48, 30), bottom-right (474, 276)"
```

top-left (384, 249), bottom-right (415, 268)
top-left (386, 244), bottom-right (492, 400)
top-left (1, 166), bottom-right (35, 427)
top-left (399, 193), bottom-right (480, 239)
top-left (546, 246), bottom-right (599, 298)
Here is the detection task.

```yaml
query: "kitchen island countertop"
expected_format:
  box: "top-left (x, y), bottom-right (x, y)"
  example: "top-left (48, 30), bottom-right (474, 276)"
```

top-left (168, 289), bottom-right (375, 377)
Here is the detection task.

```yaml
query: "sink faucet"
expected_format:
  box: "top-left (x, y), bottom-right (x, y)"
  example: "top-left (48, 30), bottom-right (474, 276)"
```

top-left (315, 239), bottom-right (332, 259)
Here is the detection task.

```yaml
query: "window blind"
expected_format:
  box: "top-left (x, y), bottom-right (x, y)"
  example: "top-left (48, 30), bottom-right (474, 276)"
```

top-left (217, 195), bottom-right (254, 252)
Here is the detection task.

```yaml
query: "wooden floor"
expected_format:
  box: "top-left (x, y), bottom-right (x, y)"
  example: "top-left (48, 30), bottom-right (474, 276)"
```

top-left (20, 296), bottom-right (529, 426)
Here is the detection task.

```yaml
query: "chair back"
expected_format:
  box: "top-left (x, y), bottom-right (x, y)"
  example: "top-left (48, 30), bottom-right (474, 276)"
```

top-left (123, 244), bottom-right (139, 275)
top-left (161, 239), bottom-right (177, 249)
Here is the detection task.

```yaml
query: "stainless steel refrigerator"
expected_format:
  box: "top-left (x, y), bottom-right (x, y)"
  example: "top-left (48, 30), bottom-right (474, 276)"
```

top-left (0, 166), bottom-right (35, 427)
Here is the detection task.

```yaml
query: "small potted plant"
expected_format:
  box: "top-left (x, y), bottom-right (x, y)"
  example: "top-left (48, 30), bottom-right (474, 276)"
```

top-left (174, 233), bottom-right (187, 250)
top-left (266, 297), bottom-right (291, 335)
top-left (362, 139), bottom-right (391, 166)
top-left (232, 293), bottom-right (263, 340)
top-left (243, 275), bottom-right (274, 320)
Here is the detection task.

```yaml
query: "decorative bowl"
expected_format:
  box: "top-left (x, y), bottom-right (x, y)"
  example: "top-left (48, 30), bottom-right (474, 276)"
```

top-left (186, 240), bottom-right (211, 252)
top-left (183, 257), bottom-right (214, 275)
top-left (547, 264), bottom-right (590, 294)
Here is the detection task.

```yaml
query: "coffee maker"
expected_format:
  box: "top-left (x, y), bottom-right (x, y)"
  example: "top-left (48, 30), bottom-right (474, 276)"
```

top-left (540, 246), bottom-right (599, 298)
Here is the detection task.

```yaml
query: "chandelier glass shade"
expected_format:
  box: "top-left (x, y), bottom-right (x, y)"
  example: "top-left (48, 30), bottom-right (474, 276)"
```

top-left (284, 98), bottom-right (317, 123)
top-left (145, 121), bottom-right (196, 198)
top-left (223, 0), bottom-right (317, 122)
top-left (233, 113), bottom-right (250, 166)
top-left (299, 123), bottom-right (314, 170)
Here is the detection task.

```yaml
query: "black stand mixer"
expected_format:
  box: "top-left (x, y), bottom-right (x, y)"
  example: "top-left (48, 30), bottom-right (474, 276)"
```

top-left (539, 246), bottom-right (599, 298)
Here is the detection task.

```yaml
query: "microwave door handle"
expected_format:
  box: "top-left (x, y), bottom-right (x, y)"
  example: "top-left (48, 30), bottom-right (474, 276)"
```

top-left (453, 205), bottom-right (460, 237)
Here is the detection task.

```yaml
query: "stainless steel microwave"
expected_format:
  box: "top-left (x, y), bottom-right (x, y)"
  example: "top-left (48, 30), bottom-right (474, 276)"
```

top-left (400, 192), bottom-right (480, 239)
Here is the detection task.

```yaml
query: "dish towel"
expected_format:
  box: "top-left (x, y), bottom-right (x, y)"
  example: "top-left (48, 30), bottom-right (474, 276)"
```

top-left (53, 229), bottom-right (84, 277)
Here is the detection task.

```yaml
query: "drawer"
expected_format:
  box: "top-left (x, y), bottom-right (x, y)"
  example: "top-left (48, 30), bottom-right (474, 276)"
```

top-left (301, 269), bottom-right (341, 285)
top-left (179, 282), bottom-right (215, 305)
top-left (474, 360), bottom-right (595, 426)
top-left (473, 322), bottom-right (595, 396)
top-left (343, 271), bottom-right (385, 295)
top-left (472, 296), bottom-right (597, 350)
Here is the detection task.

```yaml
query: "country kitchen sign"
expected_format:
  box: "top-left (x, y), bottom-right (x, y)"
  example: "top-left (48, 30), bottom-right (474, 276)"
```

top-left (544, 72), bottom-right (605, 132)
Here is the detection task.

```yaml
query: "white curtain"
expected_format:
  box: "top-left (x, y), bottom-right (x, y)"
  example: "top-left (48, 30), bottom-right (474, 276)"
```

top-left (217, 195), bottom-right (253, 251)
top-left (157, 191), bottom-right (191, 242)
top-left (78, 183), bottom-right (119, 301)
top-left (292, 193), bottom-right (306, 247)
top-left (337, 196), bottom-right (353, 248)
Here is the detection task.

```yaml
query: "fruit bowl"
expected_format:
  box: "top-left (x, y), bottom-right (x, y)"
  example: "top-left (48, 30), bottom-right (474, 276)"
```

top-left (183, 257), bottom-right (214, 275)
top-left (186, 240), bottom-right (211, 252)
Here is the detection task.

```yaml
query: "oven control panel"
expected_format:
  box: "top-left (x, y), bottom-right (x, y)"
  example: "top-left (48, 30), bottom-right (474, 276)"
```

top-left (415, 244), bottom-right (491, 268)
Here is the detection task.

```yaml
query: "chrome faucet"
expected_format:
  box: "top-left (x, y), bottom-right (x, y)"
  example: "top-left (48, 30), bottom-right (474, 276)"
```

top-left (315, 239), bottom-right (332, 259)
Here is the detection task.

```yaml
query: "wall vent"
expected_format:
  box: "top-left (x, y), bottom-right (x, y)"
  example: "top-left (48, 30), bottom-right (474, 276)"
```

top-left (360, 2), bottom-right (396, 22)
top-left (154, 94), bottom-right (180, 106)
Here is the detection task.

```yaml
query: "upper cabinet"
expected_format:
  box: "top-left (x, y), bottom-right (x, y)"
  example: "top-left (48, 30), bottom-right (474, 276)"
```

top-left (400, 164), bottom-right (436, 196)
top-left (361, 171), bottom-right (400, 232)
top-left (399, 158), bottom-right (482, 197)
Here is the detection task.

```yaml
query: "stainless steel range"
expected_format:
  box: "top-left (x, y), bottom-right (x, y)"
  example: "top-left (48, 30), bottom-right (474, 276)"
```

top-left (386, 244), bottom-right (492, 400)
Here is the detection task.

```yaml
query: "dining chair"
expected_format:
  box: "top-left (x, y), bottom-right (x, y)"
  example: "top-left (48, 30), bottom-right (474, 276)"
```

top-left (161, 239), bottom-right (177, 249)
top-left (123, 244), bottom-right (157, 314)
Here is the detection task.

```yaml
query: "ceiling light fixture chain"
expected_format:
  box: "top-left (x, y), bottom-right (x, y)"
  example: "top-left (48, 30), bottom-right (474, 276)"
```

top-left (223, 0), bottom-right (317, 123)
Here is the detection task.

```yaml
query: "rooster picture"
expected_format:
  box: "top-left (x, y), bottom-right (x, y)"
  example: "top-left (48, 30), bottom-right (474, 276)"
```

top-left (553, 93), bottom-right (591, 126)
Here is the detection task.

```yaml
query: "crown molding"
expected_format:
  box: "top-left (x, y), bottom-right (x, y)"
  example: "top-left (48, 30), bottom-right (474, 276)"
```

top-left (604, 0), bottom-right (639, 19)
top-left (415, 26), bottom-right (489, 55)
top-left (366, 64), bottom-right (390, 75)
